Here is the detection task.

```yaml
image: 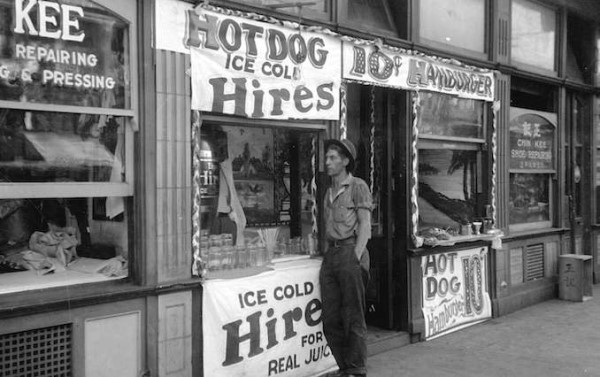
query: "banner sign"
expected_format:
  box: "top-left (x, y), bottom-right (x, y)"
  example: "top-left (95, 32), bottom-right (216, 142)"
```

top-left (421, 247), bottom-right (491, 340)
top-left (0, 0), bottom-right (129, 108)
top-left (186, 8), bottom-right (341, 120)
top-left (342, 42), bottom-right (495, 102)
top-left (509, 108), bottom-right (556, 171)
top-left (203, 259), bottom-right (336, 377)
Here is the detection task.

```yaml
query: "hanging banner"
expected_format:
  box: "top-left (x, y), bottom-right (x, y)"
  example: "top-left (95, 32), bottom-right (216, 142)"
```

top-left (186, 8), bottom-right (341, 120)
top-left (509, 107), bottom-right (556, 171)
top-left (421, 247), bottom-right (491, 340)
top-left (342, 42), bottom-right (495, 102)
top-left (203, 259), bottom-right (336, 377)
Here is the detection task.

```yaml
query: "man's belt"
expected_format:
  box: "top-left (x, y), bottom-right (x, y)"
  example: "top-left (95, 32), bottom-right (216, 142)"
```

top-left (327, 236), bottom-right (356, 248)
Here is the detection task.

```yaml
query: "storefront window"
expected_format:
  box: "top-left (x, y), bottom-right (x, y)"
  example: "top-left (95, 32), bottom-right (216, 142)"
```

top-left (419, 93), bottom-right (484, 140)
top-left (418, 148), bottom-right (478, 230)
top-left (200, 123), bottom-right (319, 275)
top-left (0, 196), bottom-right (129, 293)
top-left (338, 0), bottom-right (398, 37)
top-left (0, 0), bottom-right (135, 293)
top-left (511, 0), bottom-right (556, 72)
top-left (0, 0), bottom-right (130, 108)
top-left (416, 92), bottom-right (486, 239)
top-left (0, 110), bottom-right (126, 183)
top-left (418, 0), bottom-right (485, 53)
top-left (230, 0), bottom-right (330, 21)
top-left (508, 107), bottom-right (556, 231)
top-left (509, 173), bottom-right (550, 225)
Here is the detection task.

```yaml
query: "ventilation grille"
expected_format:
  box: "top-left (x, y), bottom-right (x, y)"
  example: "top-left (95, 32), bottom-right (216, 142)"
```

top-left (526, 243), bottom-right (545, 281)
top-left (0, 323), bottom-right (72, 377)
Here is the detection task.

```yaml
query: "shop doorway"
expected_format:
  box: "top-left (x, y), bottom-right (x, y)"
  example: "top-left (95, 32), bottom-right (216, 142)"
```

top-left (347, 85), bottom-right (406, 330)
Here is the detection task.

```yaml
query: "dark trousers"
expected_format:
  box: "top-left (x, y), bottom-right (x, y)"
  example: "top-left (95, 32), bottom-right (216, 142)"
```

top-left (320, 243), bottom-right (369, 375)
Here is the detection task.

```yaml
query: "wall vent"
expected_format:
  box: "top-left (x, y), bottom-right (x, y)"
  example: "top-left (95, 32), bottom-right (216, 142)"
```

top-left (526, 243), bottom-right (545, 281)
top-left (0, 323), bottom-right (72, 377)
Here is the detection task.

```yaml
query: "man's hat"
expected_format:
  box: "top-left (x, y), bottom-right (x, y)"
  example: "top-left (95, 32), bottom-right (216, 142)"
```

top-left (325, 138), bottom-right (356, 172)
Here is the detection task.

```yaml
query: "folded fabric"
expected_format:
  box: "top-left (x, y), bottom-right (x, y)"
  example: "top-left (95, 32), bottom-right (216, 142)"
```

top-left (28, 227), bottom-right (79, 266)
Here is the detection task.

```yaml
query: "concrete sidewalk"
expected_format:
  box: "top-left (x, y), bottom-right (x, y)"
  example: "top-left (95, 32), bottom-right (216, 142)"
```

top-left (367, 285), bottom-right (600, 377)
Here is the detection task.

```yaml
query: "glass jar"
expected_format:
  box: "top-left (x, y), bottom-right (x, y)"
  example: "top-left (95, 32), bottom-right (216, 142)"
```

top-left (208, 246), bottom-right (221, 271)
top-left (236, 245), bottom-right (247, 269)
top-left (248, 245), bottom-right (258, 267)
top-left (221, 245), bottom-right (233, 269)
top-left (222, 234), bottom-right (233, 247)
top-left (209, 234), bottom-right (223, 248)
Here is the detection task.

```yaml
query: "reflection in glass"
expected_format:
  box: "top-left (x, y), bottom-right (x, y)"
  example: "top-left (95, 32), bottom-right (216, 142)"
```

top-left (231, 0), bottom-right (329, 20)
top-left (418, 149), bottom-right (477, 231)
top-left (0, 110), bottom-right (125, 183)
top-left (509, 173), bottom-right (550, 225)
top-left (419, 0), bottom-right (485, 53)
top-left (419, 92), bottom-right (484, 139)
top-left (338, 0), bottom-right (397, 36)
top-left (511, 0), bottom-right (556, 71)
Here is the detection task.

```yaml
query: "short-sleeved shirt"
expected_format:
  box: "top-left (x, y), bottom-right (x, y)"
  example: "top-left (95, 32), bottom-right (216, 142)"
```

top-left (324, 174), bottom-right (373, 241)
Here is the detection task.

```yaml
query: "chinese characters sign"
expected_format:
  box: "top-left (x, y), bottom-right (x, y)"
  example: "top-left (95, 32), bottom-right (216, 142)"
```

top-left (509, 108), bottom-right (556, 171)
top-left (342, 42), bottom-right (495, 102)
top-left (186, 7), bottom-right (341, 120)
top-left (0, 0), bottom-right (129, 108)
top-left (421, 247), bottom-right (491, 340)
top-left (203, 259), bottom-right (335, 377)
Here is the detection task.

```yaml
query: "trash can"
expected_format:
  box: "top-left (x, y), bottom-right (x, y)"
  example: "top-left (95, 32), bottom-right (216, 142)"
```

top-left (558, 254), bottom-right (593, 302)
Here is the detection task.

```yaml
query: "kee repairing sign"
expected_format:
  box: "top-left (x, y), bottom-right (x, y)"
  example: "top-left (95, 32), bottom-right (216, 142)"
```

top-left (185, 7), bottom-right (341, 120)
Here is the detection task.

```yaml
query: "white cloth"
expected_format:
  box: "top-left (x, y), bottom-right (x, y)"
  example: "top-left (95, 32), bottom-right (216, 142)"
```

top-left (216, 159), bottom-right (246, 245)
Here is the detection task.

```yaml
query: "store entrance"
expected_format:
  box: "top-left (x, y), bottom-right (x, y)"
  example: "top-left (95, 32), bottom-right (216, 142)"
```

top-left (347, 85), bottom-right (405, 330)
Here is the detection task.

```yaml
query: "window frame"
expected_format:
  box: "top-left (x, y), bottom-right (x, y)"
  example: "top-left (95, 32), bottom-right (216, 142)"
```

top-left (510, 0), bottom-right (559, 77)
top-left (507, 107), bottom-right (558, 233)
top-left (0, 0), bottom-right (138, 295)
top-left (0, 0), bottom-right (137, 199)
top-left (414, 92), bottom-right (490, 239)
top-left (336, 0), bottom-right (399, 38)
top-left (413, 0), bottom-right (490, 61)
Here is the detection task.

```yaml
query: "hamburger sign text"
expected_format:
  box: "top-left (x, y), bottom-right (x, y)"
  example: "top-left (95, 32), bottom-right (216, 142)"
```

top-left (186, 8), bottom-right (341, 120)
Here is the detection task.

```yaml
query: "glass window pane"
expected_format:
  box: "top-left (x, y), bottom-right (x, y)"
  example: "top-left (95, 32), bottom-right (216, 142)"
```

top-left (338, 0), bottom-right (397, 36)
top-left (419, 93), bottom-right (484, 140)
top-left (0, 110), bottom-right (126, 183)
top-left (509, 173), bottom-right (550, 225)
top-left (418, 148), bottom-right (478, 232)
top-left (0, 0), bottom-right (130, 108)
top-left (511, 0), bottom-right (556, 71)
top-left (200, 124), bottom-right (319, 274)
top-left (0, 196), bottom-right (129, 294)
top-left (419, 0), bottom-right (485, 53)
top-left (230, 0), bottom-right (330, 21)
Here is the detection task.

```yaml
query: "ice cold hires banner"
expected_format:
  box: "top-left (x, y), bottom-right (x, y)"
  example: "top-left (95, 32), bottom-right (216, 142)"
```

top-left (202, 260), bottom-right (336, 377)
top-left (186, 8), bottom-right (341, 120)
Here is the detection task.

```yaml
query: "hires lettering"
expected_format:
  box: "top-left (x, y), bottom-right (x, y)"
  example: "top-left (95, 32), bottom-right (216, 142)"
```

top-left (221, 298), bottom-right (322, 366)
top-left (13, 0), bottom-right (85, 42)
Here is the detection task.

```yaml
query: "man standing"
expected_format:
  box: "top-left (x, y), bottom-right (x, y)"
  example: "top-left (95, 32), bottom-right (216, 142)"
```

top-left (320, 139), bottom-right (372, 377)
